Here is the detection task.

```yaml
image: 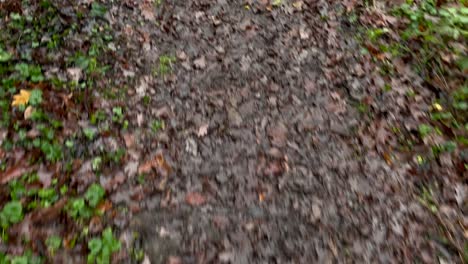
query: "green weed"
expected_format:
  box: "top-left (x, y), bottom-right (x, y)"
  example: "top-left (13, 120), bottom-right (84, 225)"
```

top-left (155, 55), bottom-right (176, 76)
top-left (87, 227), bottom-right (121, 264)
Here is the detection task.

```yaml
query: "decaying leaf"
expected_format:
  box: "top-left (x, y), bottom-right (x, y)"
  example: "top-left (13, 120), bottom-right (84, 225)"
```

top-left (24, 106), bottom-right (34, 119)
top-left (38, 165), bottom-right (54, 188)
top-left (140, 1), bottom-right (155, 21)
top-left (138, 153), bottom-right (171, 176)
top-left (0, 162), bottom-right (34, 184)
top-left (197, 123), bottom-right (209, 137)
top-left (185, 192), bottom-right (206, 206)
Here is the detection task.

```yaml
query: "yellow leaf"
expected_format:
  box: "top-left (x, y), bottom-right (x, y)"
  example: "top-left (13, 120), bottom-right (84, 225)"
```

top-left (12, 90), bottom-right (31, 107)
top-left (433, 103), bottom-right (443, 111)
top-left (292, 1), bottom-right (303, 9)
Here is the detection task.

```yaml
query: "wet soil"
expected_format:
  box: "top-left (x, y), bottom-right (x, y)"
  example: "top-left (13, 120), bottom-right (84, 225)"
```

top-left (102, 1), bottom-right (465, 263)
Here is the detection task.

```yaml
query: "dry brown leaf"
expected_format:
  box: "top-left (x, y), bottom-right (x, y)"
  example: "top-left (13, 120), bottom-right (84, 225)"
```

top-left (138, 153), bottom-right (171, 175)
top-left (185, 192), bottom-right (206, 206)
top-left (97, 200), bottom-right (113, 214)
top-left (37, 165), bottom-right (54, 188)
top-left (0, 162), bottom-right (33, 184)
top-left (140, 1), bottom-right (155, 21)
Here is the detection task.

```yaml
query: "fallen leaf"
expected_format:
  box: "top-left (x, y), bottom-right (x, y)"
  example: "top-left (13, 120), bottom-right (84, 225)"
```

top-left (185, 192), bottom-right (206, 206)
top-left (30, 198), bottom-right (67, 224)
top-left (194, 56), bottom-right (206, 69)
top-left (123, 133), bottom-right (135, 148)
top-left (138, 153), bottom-right (171, 176)
top-left (97, 200), bottom-right (113, 214)
top-left (258, 192), bottom-right (266, 202)
top-left (263, 161), bottom-right (284, 176)
top-left (167, 256), bottom-right (182, 264)
top-left (292, 1), bottom-right (303, 10)
top-left (37, 165), bottom-right (54, 188)
top-left (343, 0), bottom-right (357, 12)
top-left (142, 255), bottom-right (152, 264)
top-left (268, 122), bottom-right (288, 147)
top-left (12, 89), bottom-right (30, 107)
top-left (299, 27), bottom-right (309, 40)
top-left (197, 123), bottom-right (209, 137)
top-left (124, 161), bottom-right (139, 178)
top-left (140, 1), bottom-right (155, 21)
top-left (89, 215), bottom-right (103, 234)
top-left (0, 162), bottom-right (33, 184)
top-left (67, 67), bottom-right (82, 82)
top-left (24, 106), bottom-right (34, 119)
top-left (432, 103), bottom-right (443, 111)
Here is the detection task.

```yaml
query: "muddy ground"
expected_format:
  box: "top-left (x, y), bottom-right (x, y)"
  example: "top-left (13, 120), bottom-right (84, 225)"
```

top-left (1, 0), bottom-right (466, 263)
top-left (109, 1), bottom-right (464, 263)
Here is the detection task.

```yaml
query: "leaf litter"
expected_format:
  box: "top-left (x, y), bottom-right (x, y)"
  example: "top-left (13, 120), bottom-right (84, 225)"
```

top-left (0, 0), bottom-right (466, 263)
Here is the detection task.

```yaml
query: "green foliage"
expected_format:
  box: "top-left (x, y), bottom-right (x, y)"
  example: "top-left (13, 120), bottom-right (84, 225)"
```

top-left (92, 156), bottom-right (103, 172)
top-left (417, 186), bottom-right (438, 213)
top-left (418, 124), bottom-right (433, 138)
top-left (392, 0), bottom-right (467, 74)
top-left (40, 141), bottom-right (63, 162)
top-left (87, 227), bottom-right (121, 264)
top-left (0, 251), bottom-right (42, 264)
top-left (66, 183), bottom-right (105, 219)
top-left (14, 64), bottom-right (44, 82)
top-left (395, 1), bottom-right (468, 40)
top-left (29, 90), bottom-right (43, 106)
top-left (366, 27), bottom-right (389, 42)
top-left (0, 201), bottom-right (23, 229)
top-left (90, 3), bottom-right (107, 18)
top-left (38, 188), bottom-right (59, 207)
top-left (151, 120), bottom-right (164, 133)
top-left (272, 0), bottom-right (283, 7)
top-left (83, 128), bottom-right (97, 140)
top-left (112, 107), bottom-right (124, 123)
top-left (155, 55), bottom-right (176, 76)
top-left (9, 180), bottom-right (27, 200)
top-left (0, 0), bottom-right (118, 262)
top-left (364, 0), bottom-right (468, 162)
top-left (45, 235), bottom-right (62, 255)
top-left (0, 48), bottom-right (11, 62)
top-left (66, 198), bottom-right (92, 219)
top-left (85, 184), bottom-right (105, 207)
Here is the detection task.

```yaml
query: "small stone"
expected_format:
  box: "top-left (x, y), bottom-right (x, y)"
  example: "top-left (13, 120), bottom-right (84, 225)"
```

top-left (177, 51), bottom-right (187, 61)
top-left (185, 138), bottom-right (198, 156)
top-left (311, 203), bottom-right (321, 222)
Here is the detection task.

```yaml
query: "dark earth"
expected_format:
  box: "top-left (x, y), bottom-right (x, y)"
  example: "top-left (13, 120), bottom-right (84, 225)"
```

top-left (1, 0), bottom-right (466, 263)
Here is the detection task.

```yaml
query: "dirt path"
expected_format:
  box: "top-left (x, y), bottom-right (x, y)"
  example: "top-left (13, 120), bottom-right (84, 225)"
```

top-left (1, 0), bottom-right (465, 262)
top-left (99, 1), bottom-right (450, 263)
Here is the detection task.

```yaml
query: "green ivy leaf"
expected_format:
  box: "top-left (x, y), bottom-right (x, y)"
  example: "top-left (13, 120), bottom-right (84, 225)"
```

top-left (46, 235), bottom-right (62, 254)
top-left (102, 228), bottom-right (120, 252)
top-left (29, 89), bottom-right (42, 106)
top-left (418, 124), bottom-right (432, 138)
top-left (90, 3), bottom-right (107, 17)
top-left (85, 184), bottom-right (105, 208)
top-left (443, 141), bottom-right (457, 152)
top-left (0, 49), bottom-right (11, 62)
top-left (15, 63), bottom-right (30, 79)
top-left (1, 201), bottom-right (23, 224)
top-left (89, 238), bottom-right (102, 254)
